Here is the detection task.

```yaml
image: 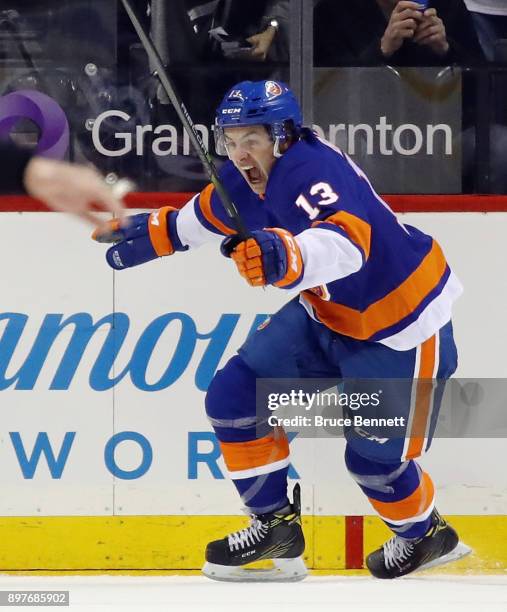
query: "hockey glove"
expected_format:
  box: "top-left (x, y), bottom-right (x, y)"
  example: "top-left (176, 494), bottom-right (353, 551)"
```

top-left (92, 206), bottom-right (186, 270)
top-left (221, 228), bottom-right (303, 288)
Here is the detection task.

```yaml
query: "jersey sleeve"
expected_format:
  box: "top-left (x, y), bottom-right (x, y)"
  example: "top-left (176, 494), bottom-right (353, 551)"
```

top-left (178, 154), bottom-right (255, 248)
top-left (279, 143), bottom-right (373, 289)
top-left (294, 226), bottom-right (364, 291)
top-left (192, 183), bottom-right (236, 238)
top-left (176, 163), bottom-right (241, 250)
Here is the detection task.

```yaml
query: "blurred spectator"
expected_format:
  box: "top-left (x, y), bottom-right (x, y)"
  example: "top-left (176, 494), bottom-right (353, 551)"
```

top-left (464, 0), bottom-right (507, 61)
top-left (313, 1), bottom-right (507, 193)
top-left (147, 0), bottom-right (289, 137)
top-left (314, 0), bottom-right (485, 66)
top-left (149, 0), bottom-right (289, 66)
top-left (209, 0), bottom-right (289, 64)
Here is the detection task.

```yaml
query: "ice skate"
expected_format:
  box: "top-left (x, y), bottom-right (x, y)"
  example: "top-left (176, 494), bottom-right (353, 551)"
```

top-left (366, 508), bottom-right (472, 579)
top-left (202, 484), bottom-right (307, 582)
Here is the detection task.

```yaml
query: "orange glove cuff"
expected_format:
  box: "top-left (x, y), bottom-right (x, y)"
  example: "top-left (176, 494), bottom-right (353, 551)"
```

top-left (268, 228), bottom-right (304, 288)
top-left (148, 206), bottom-right (178, 256)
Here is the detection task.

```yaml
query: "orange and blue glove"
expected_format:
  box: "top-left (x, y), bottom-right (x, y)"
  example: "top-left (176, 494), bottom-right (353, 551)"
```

top-left (92, 206), bottom-right (187, 269)
top-left (221, 228), bottom-right (304, 288)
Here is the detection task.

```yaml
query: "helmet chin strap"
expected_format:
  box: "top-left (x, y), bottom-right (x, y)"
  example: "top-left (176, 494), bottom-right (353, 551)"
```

top-left (273, 136), bottom-right (283, 158)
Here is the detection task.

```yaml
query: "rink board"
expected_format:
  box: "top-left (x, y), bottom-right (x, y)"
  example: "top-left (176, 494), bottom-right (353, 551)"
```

top-left (0, 207), bottom-right (506, 570)
top-left (0, 515), bottom-right (505, 572)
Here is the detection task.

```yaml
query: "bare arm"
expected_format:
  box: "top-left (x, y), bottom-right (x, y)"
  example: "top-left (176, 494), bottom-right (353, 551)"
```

top-left (23, 157), bottom-right (125, 224)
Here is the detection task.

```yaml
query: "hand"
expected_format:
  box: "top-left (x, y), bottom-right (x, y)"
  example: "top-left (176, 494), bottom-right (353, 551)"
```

top-left (23, 157), bottom-right (125, 225)
top-left (92, 206), bottom-right (178, 270)
top-left (413, 8), bottom-right (449, 56)
top-left (221, 228), bottom-right (303, 288)
top-left (246, 26), bottom-right (277, 61)
top-left (380, 1), bottom-right (424, 57)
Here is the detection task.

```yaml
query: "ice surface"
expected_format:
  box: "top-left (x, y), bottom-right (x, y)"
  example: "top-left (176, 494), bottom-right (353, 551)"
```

top-left (0, 574), bottom-right (506, 612)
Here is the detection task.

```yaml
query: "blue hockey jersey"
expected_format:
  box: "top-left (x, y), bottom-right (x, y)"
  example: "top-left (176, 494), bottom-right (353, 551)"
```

top-left (174, 129), bottom-right (462, 350)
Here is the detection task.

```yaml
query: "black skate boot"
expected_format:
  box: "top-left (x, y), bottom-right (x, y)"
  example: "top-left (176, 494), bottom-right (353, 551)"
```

top-left (202, 484), bottom-right (307, 582)
top-left (366, 508), bottom-right (471, 579)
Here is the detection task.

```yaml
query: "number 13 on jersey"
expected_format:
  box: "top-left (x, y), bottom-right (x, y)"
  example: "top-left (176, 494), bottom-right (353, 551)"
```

top-left (295, 182), bottom-right (339, 220)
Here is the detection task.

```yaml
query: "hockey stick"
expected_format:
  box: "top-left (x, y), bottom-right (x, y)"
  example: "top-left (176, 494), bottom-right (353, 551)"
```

top-left (119, 0), bottom-right (250, 239)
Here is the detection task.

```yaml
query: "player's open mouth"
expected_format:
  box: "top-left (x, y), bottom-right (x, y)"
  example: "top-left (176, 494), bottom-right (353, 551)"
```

top-left (243, 166), bottom-right (262, 185)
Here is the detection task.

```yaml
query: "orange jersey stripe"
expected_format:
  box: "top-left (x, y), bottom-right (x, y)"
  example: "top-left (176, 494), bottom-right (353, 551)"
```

top-left (220, 429), bottom-right (289, 473)
top-left (148, 206), bottom-right (175, 256)
top-left (405, 335), bottom-right (436, 459)
top-left (198, 184), bottom-right (235, 236)
top-left (369, 471), bottom-right (435, 522)
top-left (302, 239), bottom-right (447, 339)
top-left (314, 211), bottom-right (371, 260)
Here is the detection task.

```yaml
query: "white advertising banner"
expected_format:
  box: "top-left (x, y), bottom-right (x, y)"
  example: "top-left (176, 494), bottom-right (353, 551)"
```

top-left (0, 212), bottom-right (506, 517)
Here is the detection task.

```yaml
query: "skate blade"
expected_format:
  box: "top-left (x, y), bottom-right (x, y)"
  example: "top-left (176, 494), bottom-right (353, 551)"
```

top-left (202, 557), bottom-right (308, 583)
top-left (416, 541), bottom-right (472, 573)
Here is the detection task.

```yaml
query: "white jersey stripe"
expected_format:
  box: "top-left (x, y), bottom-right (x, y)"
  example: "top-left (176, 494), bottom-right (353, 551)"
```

top-left (176, 194), bottom-right (222, 249)
top-left (379, 271), bottom-right (463, 351)
top-left (226, 457), bottom-right (291, 481)
top-left (295, 227), bottom-right (363, 291)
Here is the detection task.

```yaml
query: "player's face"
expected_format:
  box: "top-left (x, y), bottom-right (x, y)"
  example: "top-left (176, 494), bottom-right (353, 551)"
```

top-left (223, 126), bottom-right (277, 195)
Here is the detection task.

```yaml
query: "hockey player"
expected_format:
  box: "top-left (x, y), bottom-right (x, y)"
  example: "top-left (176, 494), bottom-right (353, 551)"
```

top-left (93, 80), bottom-right (470, 581)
